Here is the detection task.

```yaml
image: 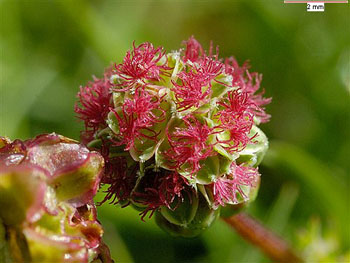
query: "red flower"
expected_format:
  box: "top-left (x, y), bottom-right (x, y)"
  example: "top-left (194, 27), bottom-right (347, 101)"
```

top-left (218, 89), bottom-right (255, 116)
top-left (224, 57), bottom-right (250, 87)
top-left (114, 42), bottom-right (170, 89)
top-left (175, 37), bottom-right (224, 111)
top-left (216, 90), bottom-right (256, 153)
top-left (99, 155), bottom-right (135, 207)
top-left (158, 172), bottom-right (188, 208)
top-left (195, 56), bottom-right (224, 82)
top-left (133, 172), bottom-right (189, 220)
top-left (182, 36), bottom-right (204, 63)
top-left (212, 163), bottom-right (260, 208)
top-left (165, 116), bottom-right (214, 175)
top-left (172, 58), bottom-right (223, 111)
top-left (242, 71), bottom-right (271, 123)
top-left (75, 75), bottom-right (113, 135)
top-left (111, 88), bottom-right (165, 150)
top-left (224, 57), bottom-right (271, 122)
top-left (172, 71), bottom-right (212, 111)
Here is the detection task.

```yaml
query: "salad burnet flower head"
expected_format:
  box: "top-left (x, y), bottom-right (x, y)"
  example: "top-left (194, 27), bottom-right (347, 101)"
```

top-left (75, 36), bottom-right (271, 237)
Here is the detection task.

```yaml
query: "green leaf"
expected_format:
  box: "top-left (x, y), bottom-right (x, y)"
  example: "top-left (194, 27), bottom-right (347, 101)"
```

top-left (264, 141), bottom-right (349, 247)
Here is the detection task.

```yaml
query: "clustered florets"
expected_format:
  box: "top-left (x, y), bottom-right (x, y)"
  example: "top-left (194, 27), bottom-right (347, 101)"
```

top-left (75, 36), bottom-right (271, 231)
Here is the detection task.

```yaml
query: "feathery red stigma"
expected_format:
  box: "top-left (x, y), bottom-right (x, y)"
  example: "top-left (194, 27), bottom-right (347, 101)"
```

top-left (133, 172), bottom-right (189, 221)
top-left (216, 90), bottom-right (256, 152)
top-left (212, 163), bottom-right (259, 208)
top-left (75, 75), bottom-right (113, 133)
top-left (182, 36), bottom-right (204, 63)
top-left (165, 116), bottom-right (214, 174)
top-left (111, 89), bottom-right (164, 150)
top-left (114, 42), bottom-right (169, 89)
top-left (224, 57), bottom-right (271, 122)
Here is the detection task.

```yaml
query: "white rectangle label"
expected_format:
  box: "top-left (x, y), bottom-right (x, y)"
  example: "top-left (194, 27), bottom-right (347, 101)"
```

top-left (307, 2), bottom-right (325, 11)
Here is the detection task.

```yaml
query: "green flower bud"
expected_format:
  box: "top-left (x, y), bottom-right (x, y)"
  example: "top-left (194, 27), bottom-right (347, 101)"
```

top-left (156, 192), bottom-right (220, 237)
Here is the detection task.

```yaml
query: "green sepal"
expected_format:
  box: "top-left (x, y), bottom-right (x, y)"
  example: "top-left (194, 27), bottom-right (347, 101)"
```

top-left (112, 90), bottom-right (125, 108)
top-left (213, 144), bottom-right (237, 161)
top-left (155, 212), bottom-right (197, 237)
top-left (156, 192), bottom-right (220, 238)
top-left (129, 139), bottom-right (158, 163)
top-left (154, 116), bottom-right (182, 170)
top-left (130, 202), bottom-right (147, 212)
top-left (193, 103), bottom-right (211, 116)
top-left (155, 139), bottom-right (172, 171)
top-left (220, 176), bottom-right (261, 217)
top-left (195, 155), bottom-right (220, 184)
top-left (198, 184), bottom-right (213, 206)
top-left (184, 192), bottom-right (220, 234)
top-left (236, 125), bottom-right (268, 167)
top-left (218, 155), bottom-right (233, 176)
top-left (220, 203), bottom-right (246, 218)
top-left (211, 80), bottom-right (232, 99)
top-left (87, 139), bottom-right (103, 149)
top-left (107, 110), bottom-right (121, 136)
top-left (160, 191), bottom-right (199, 227)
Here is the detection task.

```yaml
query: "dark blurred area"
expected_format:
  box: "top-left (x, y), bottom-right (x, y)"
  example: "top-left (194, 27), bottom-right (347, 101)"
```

top-left (1, 1), bottom-right (349, 262)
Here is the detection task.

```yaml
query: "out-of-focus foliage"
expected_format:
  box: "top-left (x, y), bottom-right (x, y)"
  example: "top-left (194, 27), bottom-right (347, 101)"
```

top-left (1, 0), bottom-right (349, 262)
top-left (296, 217), bottom-right (350, 262)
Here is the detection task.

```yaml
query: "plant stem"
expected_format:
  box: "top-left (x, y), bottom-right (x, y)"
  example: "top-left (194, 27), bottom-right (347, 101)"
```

top-left (223, 212), bottom-right (303, 262)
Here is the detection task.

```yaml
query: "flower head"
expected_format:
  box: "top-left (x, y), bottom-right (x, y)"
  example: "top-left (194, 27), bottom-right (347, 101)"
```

top-left (76, 37), bottom-right (271, 237)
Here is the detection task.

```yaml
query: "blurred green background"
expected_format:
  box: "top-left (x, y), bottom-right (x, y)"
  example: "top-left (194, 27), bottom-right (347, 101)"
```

top-left (1, 0), bottom-right (349, 262)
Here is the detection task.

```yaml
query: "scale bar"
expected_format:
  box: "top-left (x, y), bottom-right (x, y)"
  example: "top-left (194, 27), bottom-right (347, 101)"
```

top-left (284, 1), bottom-right (348, 3)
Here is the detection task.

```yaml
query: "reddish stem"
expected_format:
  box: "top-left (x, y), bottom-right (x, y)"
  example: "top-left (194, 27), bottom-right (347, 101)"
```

top-left (223, 212), bottom-right (303, 262)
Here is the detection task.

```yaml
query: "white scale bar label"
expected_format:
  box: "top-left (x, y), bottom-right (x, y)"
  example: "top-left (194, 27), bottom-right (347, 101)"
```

top-left (307, 2), bottom-right (325, 11)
